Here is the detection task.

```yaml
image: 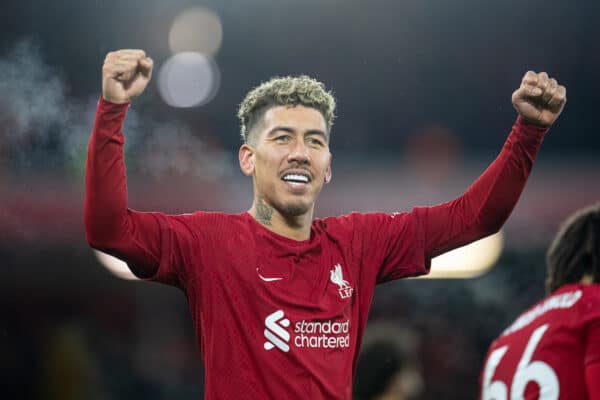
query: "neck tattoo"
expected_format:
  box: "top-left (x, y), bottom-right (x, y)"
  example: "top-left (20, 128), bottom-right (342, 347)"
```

top-left (256, 197), bottom-right (273, 226)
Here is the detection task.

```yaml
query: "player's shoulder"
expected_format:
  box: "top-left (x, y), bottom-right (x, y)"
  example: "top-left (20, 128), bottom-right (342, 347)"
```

top-left (317, 211), bottom-right (412, 228)
top-left (576, 283), bottom-right (600, 320)
top-left (312, 213), bottom-right (356, 238)
top-left (579, 282), bottom-right (600, 298)
top-left (317, 212), bottom-right (363, 226)
top-left (316, 212), bottom-right (383, 233)
top-left (166, 211), bottom-right (247, 231)
top-left (314, 211), bottom-right (416, 243)
top-left (498, 285), bottom-right (584, 338)
top-left (168, 210), bottom-right (240, 220)
top-left (554, 282), bottom-right (600, 306)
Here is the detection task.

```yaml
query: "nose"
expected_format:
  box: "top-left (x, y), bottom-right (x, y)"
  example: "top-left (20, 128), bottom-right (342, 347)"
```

top-left (287, 139), bottom-right (310, 164)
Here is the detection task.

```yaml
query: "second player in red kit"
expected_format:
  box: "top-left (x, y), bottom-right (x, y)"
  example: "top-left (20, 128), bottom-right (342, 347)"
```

top-left (480, 205), bottom-right (600, 399)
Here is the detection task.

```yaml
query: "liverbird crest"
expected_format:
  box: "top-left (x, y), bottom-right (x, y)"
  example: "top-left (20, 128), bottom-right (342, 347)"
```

top-left (330, 263), bottom-right (350, 289)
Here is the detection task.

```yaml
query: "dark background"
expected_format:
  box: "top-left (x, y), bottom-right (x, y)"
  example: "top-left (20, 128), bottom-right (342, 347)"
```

top-left (1, 0), bottom-right (599, 398)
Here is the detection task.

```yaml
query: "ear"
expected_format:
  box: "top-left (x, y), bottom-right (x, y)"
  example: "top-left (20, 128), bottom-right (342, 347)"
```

top-left (324, 156), bottom-right (332, 184)
top-left (324, 169), bottom-right (332, 184)
top-left (239, 144), bottom-right (255, 176)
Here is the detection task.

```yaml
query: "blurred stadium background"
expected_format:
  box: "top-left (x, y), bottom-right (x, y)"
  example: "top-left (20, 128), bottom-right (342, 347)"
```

top-left (1, 0), bottom-right (598, 398)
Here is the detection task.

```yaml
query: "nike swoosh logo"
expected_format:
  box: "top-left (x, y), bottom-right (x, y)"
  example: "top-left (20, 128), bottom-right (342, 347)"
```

top-left (257, 268), bottom-right (283, 282)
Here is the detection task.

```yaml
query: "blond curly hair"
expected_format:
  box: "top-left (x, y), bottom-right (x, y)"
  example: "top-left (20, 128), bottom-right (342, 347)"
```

top-left (237, 75), bottom-right (336, 143)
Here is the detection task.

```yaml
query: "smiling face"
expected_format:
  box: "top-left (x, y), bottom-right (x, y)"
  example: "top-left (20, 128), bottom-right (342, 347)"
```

top-left (239, 105), bottom-right (332, 218)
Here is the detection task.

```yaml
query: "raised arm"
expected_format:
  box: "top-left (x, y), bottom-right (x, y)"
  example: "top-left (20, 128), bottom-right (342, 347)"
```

top-left (422, 71), bottom-right (567, 258)
top-left (84, 50), bottom-right (166, 278)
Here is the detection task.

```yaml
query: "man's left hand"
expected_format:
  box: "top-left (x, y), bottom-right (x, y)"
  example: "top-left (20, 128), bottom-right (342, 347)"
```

top-left (512, 71), bottom-right (567, 127)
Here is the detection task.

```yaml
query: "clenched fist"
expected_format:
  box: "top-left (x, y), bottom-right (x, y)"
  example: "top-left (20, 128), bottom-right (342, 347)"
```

top-left (102, 49), bottom-right (154, 104)
top-left (512, 71), bottom-right (566, 127)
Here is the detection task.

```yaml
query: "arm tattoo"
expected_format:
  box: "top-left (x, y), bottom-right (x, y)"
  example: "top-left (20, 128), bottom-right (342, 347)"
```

top-left (256, 197), bottom-right (273, 226)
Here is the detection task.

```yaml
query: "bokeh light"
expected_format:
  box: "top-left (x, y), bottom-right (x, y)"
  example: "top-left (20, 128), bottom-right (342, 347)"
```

top-left (157, 52), bottom-right (220, 108)
top-left (93, 250), bottom-right (138, 281)
top-left (424, 231), bottom-right (504, 279)
top-left (169, 7), bottom-right (223, 56)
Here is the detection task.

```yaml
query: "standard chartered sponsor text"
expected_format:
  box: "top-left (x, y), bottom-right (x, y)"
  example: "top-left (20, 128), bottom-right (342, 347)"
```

top-left (293, 319), bottom-right (350, 348)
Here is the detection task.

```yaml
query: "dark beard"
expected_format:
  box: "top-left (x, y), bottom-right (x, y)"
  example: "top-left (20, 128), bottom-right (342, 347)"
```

top-left (277, 201), bottom-right (310, 217)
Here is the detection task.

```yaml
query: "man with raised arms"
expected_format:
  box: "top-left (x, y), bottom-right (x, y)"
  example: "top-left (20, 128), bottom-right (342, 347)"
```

top-left (85, 49), bottom-right (566, 399)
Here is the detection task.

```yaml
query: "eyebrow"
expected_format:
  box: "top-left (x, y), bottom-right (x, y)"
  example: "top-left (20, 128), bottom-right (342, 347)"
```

top-left (267, 126), bottom-right (328, 140)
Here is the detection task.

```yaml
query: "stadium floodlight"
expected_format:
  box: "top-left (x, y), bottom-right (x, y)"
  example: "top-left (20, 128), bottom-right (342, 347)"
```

top-left (422, 230), bottom-right (504, 279)
top-left (93, 250), bottom-right (138, 280)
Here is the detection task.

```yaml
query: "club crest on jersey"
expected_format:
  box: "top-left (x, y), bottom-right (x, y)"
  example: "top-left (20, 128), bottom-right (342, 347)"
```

top-left (330, 263), bottom-right (353, 299)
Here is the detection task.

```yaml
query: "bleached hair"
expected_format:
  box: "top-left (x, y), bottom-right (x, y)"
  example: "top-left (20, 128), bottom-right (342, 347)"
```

top-left (237, 75), bottom-right (336, 143)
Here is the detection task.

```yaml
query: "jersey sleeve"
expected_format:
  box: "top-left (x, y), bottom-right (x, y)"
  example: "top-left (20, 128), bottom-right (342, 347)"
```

top-left (351, 210), bottom-right (429, 283)
top-left (84, 98), bottom-right (195, 289)
top-left (420, 117), bottom-right (547, 259)
top-left (95, 211), bottom-right (199, 288)
top-left (358, 117), bottom-right (547, 283)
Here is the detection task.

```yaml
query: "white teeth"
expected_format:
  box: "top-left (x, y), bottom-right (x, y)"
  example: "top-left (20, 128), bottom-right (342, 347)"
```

top-left (283, 174), bottom-right (309, 183)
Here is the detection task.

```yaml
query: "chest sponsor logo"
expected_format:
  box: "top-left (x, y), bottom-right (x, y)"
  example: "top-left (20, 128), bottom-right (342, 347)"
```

top-left (330, 263), bottom-right (353, 299)
top-left (264, 310), bottom-right (290, 352)
top-left (263, 310), bottom-right (350, 352)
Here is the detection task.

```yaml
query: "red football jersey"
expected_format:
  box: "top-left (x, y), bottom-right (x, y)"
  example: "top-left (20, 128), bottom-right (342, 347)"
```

top-left (480, 283), bottom-right (600, 400)
top-left (86, 98), bottom-right (550, 399)
top-left (142, 211), bottom-right (428, 399)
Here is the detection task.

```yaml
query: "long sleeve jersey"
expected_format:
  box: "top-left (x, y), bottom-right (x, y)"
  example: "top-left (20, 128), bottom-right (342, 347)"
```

top-left (85, 98), bottom-right (548, 399)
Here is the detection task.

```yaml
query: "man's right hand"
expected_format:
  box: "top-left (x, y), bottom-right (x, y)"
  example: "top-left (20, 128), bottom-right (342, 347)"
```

top-left (102, 49), bottom-right (153, 104)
